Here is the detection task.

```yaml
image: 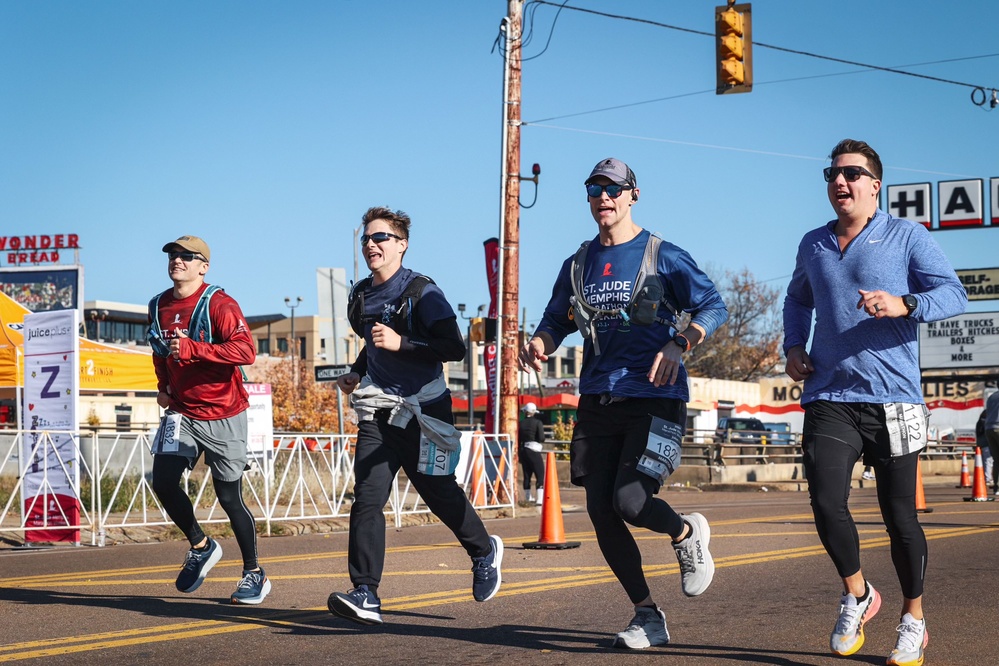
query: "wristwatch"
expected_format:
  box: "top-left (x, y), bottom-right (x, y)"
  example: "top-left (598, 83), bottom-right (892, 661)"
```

top-left (902, 294), bottom-right (917, 318)
top-left (672, 333), bottom-right (690, 353)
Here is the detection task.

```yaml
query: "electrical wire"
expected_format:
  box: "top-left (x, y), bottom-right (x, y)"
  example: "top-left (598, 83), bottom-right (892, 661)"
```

top-left (524, 1), bottom-right (997, 101)
top-left (523, 123), bottom-right (979, 178)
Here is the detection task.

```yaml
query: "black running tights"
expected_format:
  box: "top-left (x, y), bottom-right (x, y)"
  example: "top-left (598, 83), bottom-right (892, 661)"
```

top-left (152, 455), bottom-right (259, 571)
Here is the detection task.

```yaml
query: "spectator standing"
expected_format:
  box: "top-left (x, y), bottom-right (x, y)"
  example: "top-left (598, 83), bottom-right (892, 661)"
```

top-left (984, 389), bottom-right (999, 494)
top-left (518, 402), bottom-right (546, 505)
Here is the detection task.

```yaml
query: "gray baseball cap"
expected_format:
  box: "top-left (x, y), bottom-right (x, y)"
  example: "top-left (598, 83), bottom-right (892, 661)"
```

top-left (585, 158), bottom-right (636, 187)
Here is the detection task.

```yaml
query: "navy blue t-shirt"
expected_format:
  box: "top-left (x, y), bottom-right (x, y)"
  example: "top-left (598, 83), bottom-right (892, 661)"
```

top-left (360, 267), bottom-right (456, 397)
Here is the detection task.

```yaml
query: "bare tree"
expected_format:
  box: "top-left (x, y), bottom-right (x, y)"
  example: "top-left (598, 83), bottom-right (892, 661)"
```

top-left (685, 267), bottom-right (783, 382)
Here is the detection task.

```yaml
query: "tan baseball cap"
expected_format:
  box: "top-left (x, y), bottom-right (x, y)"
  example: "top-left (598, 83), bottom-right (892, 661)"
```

top-left (162, 235), bottom-right (210, 262)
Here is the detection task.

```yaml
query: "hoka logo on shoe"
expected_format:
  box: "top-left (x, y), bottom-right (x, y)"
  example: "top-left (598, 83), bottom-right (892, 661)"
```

top-left (695, 541), bottom-right (704, 564)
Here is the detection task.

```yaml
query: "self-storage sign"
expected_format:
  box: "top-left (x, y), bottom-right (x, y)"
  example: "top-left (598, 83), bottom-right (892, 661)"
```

top-left (957, 268), bottom-right (999, 301)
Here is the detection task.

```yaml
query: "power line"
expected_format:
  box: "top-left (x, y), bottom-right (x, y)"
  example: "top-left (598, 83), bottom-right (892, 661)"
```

top-left (528, 1), bottom-right (997, 95)
top-left (524, 123), bottom-right (979, 178)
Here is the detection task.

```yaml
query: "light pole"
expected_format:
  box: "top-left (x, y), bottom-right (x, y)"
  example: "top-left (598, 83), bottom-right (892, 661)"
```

top-left (458, 303), bottom-right (486, 429)
top-left (284, 297), bottom-right (302, 403)
top-left (89, 309), bottom-right (108, 341)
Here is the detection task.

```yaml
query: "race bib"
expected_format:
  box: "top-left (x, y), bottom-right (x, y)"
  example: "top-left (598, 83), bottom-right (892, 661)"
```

top-left (636, 416), bottom-right (683, 484)
top-left (150, 412), bottom-right (196, 457)
top-left (417, 433), bottom-right (461, 476)
top-left (884, 402), bottom-right (929, 457)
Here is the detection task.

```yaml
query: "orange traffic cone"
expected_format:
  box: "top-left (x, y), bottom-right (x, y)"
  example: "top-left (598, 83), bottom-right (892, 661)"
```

top-left (470, 433), bottom-right (487, 506)
top-left (523, 451), bottom-right (581, 550)
top-left (964, 447), bottom-right (995, 502)
top-left (915, 457), bottom-right (932, 513)
top-left (957, 451), bottom-right (972, 488)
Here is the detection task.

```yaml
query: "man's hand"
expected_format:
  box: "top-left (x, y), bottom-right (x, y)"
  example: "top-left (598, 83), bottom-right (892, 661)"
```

top-left (857, 289), bottom-right (905, 319)
top-left (786, 345), bottom-right (813, 381)
top-left (169, 328), bottom-right (189, 360)
top-left (156, 391), bottom-right (171, 409)
top-left (337, 372), bottom-right (361, 395)
top-left (370, 323), bottom-right (402, 351)
top-left (519, 337), bottom-right (548, 373)
top-left (648, 342), bottom-right (683, 386)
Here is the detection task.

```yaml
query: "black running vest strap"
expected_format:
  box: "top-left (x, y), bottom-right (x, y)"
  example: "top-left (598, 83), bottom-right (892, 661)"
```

top-left (347, 275), bottom-right (435, 338)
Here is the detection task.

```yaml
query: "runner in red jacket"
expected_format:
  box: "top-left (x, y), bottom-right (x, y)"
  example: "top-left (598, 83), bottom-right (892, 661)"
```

top-left (148, 234), bottom-right (270, 605)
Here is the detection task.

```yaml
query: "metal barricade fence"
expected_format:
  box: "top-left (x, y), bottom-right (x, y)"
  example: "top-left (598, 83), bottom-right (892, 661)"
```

top-left (0, 428), bottom-right (514, 545)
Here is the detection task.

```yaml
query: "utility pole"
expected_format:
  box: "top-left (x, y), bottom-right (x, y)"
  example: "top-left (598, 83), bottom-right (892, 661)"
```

top-left (498, 0), bottom-right (523, 443)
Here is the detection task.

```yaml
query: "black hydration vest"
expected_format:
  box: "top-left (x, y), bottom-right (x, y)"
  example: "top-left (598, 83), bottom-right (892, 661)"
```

top-left (347, 274), bottom-right (434, 338)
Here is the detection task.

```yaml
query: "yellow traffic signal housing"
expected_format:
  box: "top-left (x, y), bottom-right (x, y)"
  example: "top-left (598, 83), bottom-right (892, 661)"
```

top-left (715, 2), bottom-right (752, 95)
top-left (469, 318), bottom-right (485, 343)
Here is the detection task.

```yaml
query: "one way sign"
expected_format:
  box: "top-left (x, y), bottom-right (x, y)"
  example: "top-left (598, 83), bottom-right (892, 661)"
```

top-left (314, 364), bottom-right (352, 382)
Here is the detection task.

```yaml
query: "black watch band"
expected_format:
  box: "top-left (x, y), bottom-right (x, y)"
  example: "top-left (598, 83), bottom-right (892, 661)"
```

top-left (672, 334), bottom-right (690, 353)
top-left (902, 294), bottom-right (917, 318)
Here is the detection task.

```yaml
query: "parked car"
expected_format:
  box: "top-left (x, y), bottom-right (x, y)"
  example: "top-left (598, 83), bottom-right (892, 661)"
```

top-left (716, 417), bottom-right (767, 444)
top-left (715, 417), bottom-right (768, 464)
top-left (762, 422), bottom-right (793, 445)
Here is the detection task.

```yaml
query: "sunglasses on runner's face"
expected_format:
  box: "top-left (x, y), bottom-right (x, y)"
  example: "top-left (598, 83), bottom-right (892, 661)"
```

top-left (360, 231), bottom-right (404, 245)
top-left (168, 251), bottom-right (206, 262)
top-left (823, 165), bottom-right (878, 183)
top-left (585, 183), bottom-right (632, 199)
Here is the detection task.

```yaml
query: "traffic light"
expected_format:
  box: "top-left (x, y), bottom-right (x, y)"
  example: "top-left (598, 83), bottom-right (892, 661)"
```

top-left (470, 318), bottom-right (485, 343)
top-left (715, 2), bottom-right (752, 95)
top-left (469, 317), bottom-right (498, 344)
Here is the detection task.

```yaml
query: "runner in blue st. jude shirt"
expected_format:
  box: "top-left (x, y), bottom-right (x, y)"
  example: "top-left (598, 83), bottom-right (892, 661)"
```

top-left (521, 158), bottom-right (727, 650)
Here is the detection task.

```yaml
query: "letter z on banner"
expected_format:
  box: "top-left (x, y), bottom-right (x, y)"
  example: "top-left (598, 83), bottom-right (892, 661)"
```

top-left (21, 309), bottom-right (81, 543)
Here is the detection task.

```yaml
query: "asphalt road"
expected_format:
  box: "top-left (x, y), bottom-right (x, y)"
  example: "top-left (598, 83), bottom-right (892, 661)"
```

top-left (1, 483), bottom-right (996, 665)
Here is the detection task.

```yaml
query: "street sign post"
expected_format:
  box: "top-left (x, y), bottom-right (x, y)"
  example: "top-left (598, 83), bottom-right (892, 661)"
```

top-left (314, 364), bottom-right (352, 382)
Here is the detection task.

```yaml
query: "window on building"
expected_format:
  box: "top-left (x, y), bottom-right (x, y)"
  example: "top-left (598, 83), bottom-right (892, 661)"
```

top-left (277, 338), bottom-right (289, 354)
top-left (258, 338), bottom-right (271, 355)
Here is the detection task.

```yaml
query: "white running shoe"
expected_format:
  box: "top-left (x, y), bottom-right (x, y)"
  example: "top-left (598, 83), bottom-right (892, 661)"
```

top-left (886, 613), bottom-right (928, 666)
top-left (830, 582), bottom-right (881, 656)
top-left (613, 605), bottom-right (670, 649)
top-left (672, 513), bottom-right (715, 597)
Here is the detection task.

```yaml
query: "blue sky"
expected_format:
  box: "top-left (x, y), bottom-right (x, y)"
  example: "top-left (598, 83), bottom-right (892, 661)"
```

top-left (2, 1), bottom-right (997, 332)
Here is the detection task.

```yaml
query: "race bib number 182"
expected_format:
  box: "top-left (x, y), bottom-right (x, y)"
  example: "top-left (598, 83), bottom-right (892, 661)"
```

top-left (637, 416), bottom-right (684, 484)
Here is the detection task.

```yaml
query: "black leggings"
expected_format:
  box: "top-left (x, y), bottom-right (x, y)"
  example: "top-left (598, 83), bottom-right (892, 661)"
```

top-left (152, 455), bottom-right (259, 571)
top-left (520, 447), bottom-right (545, 490)
top-left (574, 396), bottom-right (687, 604)
top-left (802, 401), bottom-right (927, 599)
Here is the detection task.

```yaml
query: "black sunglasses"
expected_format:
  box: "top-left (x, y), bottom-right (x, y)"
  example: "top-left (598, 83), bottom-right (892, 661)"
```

top-left (360, 231), bottom-right (404, 245)
top-left (168, 251), bottom-right (207, 262)
top-left (585, 183), bottom-right (633, 199)
top-left (823, 165), bottom-right (878, 183)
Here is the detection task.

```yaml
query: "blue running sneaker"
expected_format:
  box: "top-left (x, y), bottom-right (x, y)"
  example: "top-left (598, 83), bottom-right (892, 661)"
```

top-left (230, 568), bottom-right (272, 605)
top-left (328, 585), bottom-right (383, 625)
top-left (175, 537), bottom-right (223, 593)
top-left (471, 535), bottom-right (504, 602)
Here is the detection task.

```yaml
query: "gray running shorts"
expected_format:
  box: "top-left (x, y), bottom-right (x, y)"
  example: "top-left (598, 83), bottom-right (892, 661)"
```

top-left (165, 411), bottom-right (249, 482)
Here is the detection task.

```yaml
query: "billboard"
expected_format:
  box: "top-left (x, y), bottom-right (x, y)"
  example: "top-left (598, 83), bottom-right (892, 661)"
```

top-left (0, 265), bottom-right (83, 313)
top-left (919, 312), bottom-right (999, 370)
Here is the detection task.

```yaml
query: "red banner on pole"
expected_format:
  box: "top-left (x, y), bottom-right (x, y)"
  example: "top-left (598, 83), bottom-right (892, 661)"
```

top-left (483, 238), bottom-right (499, 433)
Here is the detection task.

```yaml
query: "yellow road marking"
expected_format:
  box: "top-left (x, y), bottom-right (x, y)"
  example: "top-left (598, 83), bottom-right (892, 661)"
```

top-left (1, 516), bottom-right (994, 661)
